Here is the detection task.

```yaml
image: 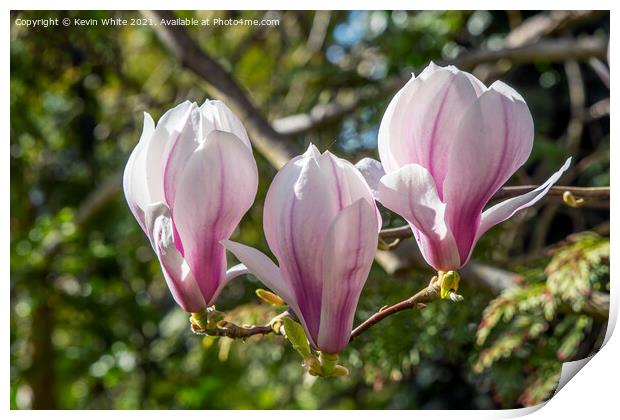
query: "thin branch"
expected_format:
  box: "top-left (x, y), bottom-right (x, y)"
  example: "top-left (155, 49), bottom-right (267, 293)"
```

top-left (350, 282), bottom-right (442, 342)
top-left (274, 36), bottom-right (607, 136)
top-left (349, 277), bottom-right (609, 343)
top-left (494, 185), bottom-right (609, 201)
top-left (474, 10), bottom-right (604, 80)
top-left (503, 10), bottom-right (603, 47)
top-left (190, 310), bottom-right (289, 339)
top-left (588, 98), bottom-right (610, 120)
top-left (379, 185), bottom-right (610, 242)
top-left (454, 36), bottom-right (607, 69)
top-left (144, 10), bottom-right (296, 169)
top-left (194, 322), bottom-right (274, 339)
top-left (588, 57), bottom-right (610, 89)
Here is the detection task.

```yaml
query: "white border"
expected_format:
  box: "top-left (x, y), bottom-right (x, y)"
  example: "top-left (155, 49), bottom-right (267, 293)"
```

top-left (5, 2), bottom-right (617, 419)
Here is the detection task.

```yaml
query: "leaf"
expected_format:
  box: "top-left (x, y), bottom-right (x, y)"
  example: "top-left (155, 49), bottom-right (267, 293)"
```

top-left (282, 317), bottom-right (311, 359)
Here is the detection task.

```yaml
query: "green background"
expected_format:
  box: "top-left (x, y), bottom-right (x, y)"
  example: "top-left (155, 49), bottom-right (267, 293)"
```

top-left (10, 10), bottom-right (610, 409)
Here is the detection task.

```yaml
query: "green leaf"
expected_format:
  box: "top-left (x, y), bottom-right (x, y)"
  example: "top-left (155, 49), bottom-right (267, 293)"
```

top-left (282, 317), bottom-right (311, 359)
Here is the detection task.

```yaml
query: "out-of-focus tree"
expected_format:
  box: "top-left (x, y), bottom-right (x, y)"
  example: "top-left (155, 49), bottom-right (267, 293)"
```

top-left (10, 10), bottom-right (609, 409)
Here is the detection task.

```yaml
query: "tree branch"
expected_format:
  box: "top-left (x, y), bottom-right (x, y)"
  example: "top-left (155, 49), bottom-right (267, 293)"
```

top-left (143, 10), bottom-right (296, 169)
top-left (455, 36), bottom-right (606, 70)
top-left (349, 282), bottom-right (442, 341)
top-left (503, 10), bottom-right (603, 47)
top-left (273, 36), bottom-right (607, 136)
top-left (474, 10), bottom-right (604, 80)
top-left (379, 186), bottom-right (610, 243)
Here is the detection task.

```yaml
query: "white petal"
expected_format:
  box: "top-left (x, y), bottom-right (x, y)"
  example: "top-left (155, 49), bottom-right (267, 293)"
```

top-left (199, 100), bottom-right (252, 150)
top-left (123, 112), bottom-right (155, 232)
top-left (355, 157), bottom-right (385, 199)
top-left (379, 164), bottom-right (460, 270)
top-left (475, 158), bottom-right (572, 244)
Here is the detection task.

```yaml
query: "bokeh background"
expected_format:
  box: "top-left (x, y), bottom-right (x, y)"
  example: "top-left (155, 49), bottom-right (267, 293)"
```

top-left (10, 10), bottom-right (610, 409)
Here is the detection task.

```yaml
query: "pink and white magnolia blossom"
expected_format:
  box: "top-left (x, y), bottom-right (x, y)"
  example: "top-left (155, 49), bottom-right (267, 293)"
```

top-left (123, 100), bottom-right (258, 312)
top-left (223, 145), bottom-right (381, 354)
top-left (357, 62), bottom-right (571, 272)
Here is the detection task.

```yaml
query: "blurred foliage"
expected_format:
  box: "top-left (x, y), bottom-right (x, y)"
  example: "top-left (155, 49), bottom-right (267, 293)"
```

top-left (10, 10), bottom-right (609, 409)
top-left (474, 233), bottom-right (609, 406)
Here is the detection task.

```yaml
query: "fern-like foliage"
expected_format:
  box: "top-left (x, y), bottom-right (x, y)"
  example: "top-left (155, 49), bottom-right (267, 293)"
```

top-left (473, 232), bottom-right (609, 406)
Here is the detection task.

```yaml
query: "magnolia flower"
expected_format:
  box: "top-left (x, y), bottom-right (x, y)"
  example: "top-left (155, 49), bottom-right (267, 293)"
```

top-left (123, 100), bottom-right (258, 313)
top-left (223, 145), bottom-right (381, 354)
top-left (358, 63), bottom-right (571, 272)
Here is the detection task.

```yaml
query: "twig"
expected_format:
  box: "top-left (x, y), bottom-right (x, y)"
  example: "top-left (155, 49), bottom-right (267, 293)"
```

top-left (474, 10), bottom-right (603, 80)
top-left (588, 57), bottom-right (610, 89)
top-left (503, 11), bottom-right (603, 47)
top-left (194, 322), bottom-right (274, 339)
top-left (588, 98), bottom-right (610, 120)
top-left (274, 35), bottom-right (607, 136)
top-left (496, 185), bottom-right (609, 201)
top-left (454, 36), bottom-right (606, 69)
top-left (379, 186), bottom-right (610, 242)
top-left (350, 283), bottom-right (441, 342)
top-left (191, 310), bottom-right (288, 339)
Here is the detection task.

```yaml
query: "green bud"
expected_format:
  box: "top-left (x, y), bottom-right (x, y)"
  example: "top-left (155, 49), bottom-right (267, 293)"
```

top-left (190, 309), bottom-right (210, 331)
top-left (439, 270), bottom-right (461, 300)
top-left (332, 365), bottom-right (350, 377)
top-left (256, 289), bottom-right (286, 306)
top-left (305, 355), bottom-right (322, 376)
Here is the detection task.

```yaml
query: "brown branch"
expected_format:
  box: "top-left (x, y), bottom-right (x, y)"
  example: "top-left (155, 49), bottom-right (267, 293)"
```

top-left (350, 282), bottom-right (442, 342)
top-left (274, 35), bottom-right (607, 136)
top-left (454, 36), bottom-right (607, 69)
top-left (276, 10), bottom-right (606, 137)
top-left (589, 98), bottom-right (610, 120)
top-left (144, 10), bottom-right (296, 169)
top-left (474, 10), bottom-right (604, 80)
top-left (588, 58), bottom-right (610, 89)
top-left (190, 310), bottom-right (289, 339)
top-left (503, 10), bottom-right (603, 47)
top-left (497, 185), bottom-right (609, 201)
top-left (379, 186), bottom-right (610, 242)
top-left (356, 233), bottom-right (610, 340)
top-left (349, 275), bottom-right (609, 342)
top-left (194, 322), bottom-right (274, 339)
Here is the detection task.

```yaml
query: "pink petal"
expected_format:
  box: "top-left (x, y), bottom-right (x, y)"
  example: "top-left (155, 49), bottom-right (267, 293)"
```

top-left (320, 151), bottom-right (382, 230)
top-left (378, 65), bottom-right (481, 194)
top-left (263, 145), bottom-right (380, 339)
top-left (262, 145), bottom-right (340, 338)
top-left (222, 239), bottom-right (316, 348)
top-left (379, 164), bottom-right (460, 271)
top-left (146, 203), bottom-right (206, 313)
top-left (470, 157), bottom-right (572, 262)
top-left (317, 199), bottom-right (378, 353)
top-left (442, 82), bottom-right (534, 265)
top-left (171, 130), bottom-right (258, 303)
